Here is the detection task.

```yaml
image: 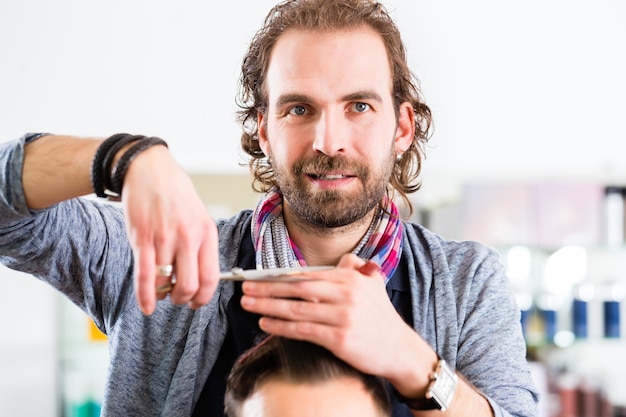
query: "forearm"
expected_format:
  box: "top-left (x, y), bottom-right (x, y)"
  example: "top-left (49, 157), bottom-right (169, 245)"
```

top-left (395, 380), bottom-right (493, 417)
top-left (387, 328), bottom-right (494, 417)
top-left (23, 135), bottom-right (102, 209)
top-left (389, 254), bottom-right (537, 417)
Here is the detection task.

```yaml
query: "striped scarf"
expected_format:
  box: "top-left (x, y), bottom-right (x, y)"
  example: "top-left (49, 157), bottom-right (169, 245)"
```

top-left (251, 189), bottom-right (403, 282)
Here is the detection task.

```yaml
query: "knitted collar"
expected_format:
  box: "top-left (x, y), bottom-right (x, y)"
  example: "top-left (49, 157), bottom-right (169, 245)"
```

top-left (251, 189), bottom-right (403, 282)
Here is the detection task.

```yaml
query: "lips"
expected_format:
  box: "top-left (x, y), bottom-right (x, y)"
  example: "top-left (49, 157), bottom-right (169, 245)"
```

top-left (307, 173), bottom-right (353, 180)
top-left (294, 154), bottom-right (365, 183)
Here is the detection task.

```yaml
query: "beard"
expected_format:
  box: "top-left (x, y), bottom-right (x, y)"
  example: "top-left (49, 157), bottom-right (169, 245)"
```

top-left (272, 146), bottom-right (395, 229)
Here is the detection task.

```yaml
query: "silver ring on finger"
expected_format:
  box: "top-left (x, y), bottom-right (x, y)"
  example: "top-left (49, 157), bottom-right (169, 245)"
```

top-left (156, 264), bottom-right (174, 277)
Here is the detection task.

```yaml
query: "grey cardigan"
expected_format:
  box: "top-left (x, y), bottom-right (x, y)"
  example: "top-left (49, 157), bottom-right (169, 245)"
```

top-left (0, 135), bottom-right (538, 416)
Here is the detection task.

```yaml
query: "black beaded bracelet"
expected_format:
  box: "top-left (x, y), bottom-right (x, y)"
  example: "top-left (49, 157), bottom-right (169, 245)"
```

top-left (108, 136), bottom-right (169, 198)
top-left (101, 134), bottom-right (145, 193)
top-left (91, 133), bottom-right (132, 198)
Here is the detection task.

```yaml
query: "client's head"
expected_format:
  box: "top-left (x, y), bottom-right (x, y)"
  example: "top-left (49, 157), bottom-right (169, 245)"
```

top-left (224, 336), bottom-right (391, 417)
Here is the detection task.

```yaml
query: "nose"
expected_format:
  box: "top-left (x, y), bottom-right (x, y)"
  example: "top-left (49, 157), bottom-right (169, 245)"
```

top-left (312, 110), bottom-right (347, 156)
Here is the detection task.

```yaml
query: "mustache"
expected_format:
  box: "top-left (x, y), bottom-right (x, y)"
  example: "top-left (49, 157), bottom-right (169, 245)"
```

top-left (291, 154), bottom-right (369, 178)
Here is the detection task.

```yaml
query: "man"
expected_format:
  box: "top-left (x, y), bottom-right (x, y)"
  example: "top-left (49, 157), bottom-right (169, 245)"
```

top-left (224, 335), bottom-right (391, 417)
top-left (0, 0), bottom-right (538, 416)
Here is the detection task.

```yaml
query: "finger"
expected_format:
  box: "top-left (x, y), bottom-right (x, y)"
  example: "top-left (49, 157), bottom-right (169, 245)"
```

top-left (241, 293), bottom-right (341, 325)
top-left (256, 315), bottom-right (341, 350)
top-left (189, 224), bottom-right (220, 309)
top-left (241, 278), bottom-right (338, 304)
top-left (154, 263), bottom-right (175, 295)
top-left (153, 221), bottom-right (177, 289)
top-left (167, 239), bottom-right (198, 305)
top-left (242, 268), bottom-right (359, 304)
top-left (357, 260), bottom-right (382, 277)
top-left (336, 253), bottom-right (367, 269)
top-left (134, 242), bottom-right (158, 315)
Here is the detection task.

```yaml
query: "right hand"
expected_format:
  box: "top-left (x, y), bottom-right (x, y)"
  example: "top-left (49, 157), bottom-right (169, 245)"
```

top-left (120, 144), bottom-right (220, 314)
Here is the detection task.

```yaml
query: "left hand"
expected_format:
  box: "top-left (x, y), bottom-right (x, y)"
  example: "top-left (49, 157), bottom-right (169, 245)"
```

top-left (240, 254), bottom-right (436, 385)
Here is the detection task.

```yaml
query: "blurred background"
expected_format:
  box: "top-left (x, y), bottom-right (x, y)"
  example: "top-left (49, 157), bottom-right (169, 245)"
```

top-left (1, 0), bottom-right (625, 416)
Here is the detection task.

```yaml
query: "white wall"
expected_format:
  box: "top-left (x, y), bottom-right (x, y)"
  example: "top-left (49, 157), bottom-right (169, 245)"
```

top-left (1, 0), bottom-right (624, 179)
top-left (0, 0), bottom-right (278, 174)
top-left (391, 1), bottom-right (626, 183)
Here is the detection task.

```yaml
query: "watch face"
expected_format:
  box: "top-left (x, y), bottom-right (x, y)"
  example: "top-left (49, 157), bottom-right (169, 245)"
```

top-left (396, 359), bottom-right (459, 412)
top-left (427, 360), bottom-right (458, 411)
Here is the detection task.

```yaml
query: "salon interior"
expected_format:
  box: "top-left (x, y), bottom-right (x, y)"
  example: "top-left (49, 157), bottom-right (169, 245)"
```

top-left (1, 1), bottom-right (625, 416)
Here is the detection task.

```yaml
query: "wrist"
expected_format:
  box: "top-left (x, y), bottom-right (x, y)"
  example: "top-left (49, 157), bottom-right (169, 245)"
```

top-left (91, 133), bottom-right (168, 200)
top-left (394, 358), bottom-right (459, 412)
top-left (386, 330), bottom-right (438, 399)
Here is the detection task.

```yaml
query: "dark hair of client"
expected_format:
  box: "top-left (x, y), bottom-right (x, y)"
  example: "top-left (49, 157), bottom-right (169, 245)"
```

top-left (224, 336), bottom-right (391, 416)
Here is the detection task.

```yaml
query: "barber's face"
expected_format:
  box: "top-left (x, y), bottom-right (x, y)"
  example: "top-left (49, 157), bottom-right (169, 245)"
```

top-left (258, 26), bottom-right (413, 228)
top-left (240, 377), bottom-right (385, 417)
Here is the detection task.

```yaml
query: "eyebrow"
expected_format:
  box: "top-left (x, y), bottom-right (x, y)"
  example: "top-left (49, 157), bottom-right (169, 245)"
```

top-left (275, 94), bottom-right (312, 108)
top-left (274, 90), bottom-right (384, 108)
top-left (341, 90), bottom-right (383, 103)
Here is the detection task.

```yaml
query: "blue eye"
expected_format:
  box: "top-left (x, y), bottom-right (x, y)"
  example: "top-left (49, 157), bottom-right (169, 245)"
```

top-left (353, 102), bottom-right (370, 112)
top-left (289, 105), bottom-right (307, 116)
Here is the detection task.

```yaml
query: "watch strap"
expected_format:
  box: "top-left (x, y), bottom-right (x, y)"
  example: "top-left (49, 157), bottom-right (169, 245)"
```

top-left (396, 394), bottom-right (440, 410)
top-left (396, 359), bottom-right (458, 412)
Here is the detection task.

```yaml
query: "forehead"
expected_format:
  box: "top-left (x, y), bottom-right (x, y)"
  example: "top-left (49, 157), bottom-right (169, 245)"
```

top-left (241, 377), bottom-right (382, 417)
top-left (265, 26), bottom-right (393, 102)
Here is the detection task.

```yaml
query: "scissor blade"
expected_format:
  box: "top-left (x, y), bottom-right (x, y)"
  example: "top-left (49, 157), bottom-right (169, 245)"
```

top-left (219, 266), bottom-right (333, 281)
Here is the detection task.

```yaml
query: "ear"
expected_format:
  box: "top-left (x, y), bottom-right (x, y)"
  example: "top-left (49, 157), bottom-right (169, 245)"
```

top-left (257, 111), bottom-right (270, 156)
top-left (394, 101), bottom-right (415, 154)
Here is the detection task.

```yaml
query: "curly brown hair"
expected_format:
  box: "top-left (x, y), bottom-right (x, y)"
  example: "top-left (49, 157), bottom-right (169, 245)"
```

top-left (237, 0), bottom-right (432, 212)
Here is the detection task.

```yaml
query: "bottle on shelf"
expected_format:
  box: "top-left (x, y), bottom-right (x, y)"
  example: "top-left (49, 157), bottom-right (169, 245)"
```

top-left (536, 291), bottom-right (564, 346)
top-left (572, 281), bottom-right (595, 340)
top-left (602, 186), bottom-right (625, 248)
top-left (597, 279), bottom-right (625, 339)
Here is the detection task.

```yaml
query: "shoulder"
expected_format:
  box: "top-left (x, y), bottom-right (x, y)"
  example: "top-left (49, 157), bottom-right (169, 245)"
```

top-left (403, 221), bottom-right (502, 273)
top-left (401, 221), bottom-right (508, 304)
top-left (216, 209), bottom-right (253, 237)
top-left (215, 210), bottom-right (254, 269)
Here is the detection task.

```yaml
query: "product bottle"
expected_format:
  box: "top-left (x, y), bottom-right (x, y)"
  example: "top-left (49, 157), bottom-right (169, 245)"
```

top-left (536, 291), bottom-right (563, 345)
top-left (598, 279), bottom-right (625, 339)
top-left (572, 281), bottom-right (595, 339)
top-left (603, 186), bottom-right (625, 247)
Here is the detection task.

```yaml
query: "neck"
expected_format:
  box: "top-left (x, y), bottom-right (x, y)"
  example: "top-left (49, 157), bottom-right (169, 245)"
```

top-left (283, 204), bottom-right (378, 266)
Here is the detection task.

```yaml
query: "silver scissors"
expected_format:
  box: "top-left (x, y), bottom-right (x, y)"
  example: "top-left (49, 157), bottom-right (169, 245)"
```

top-left (219, 265), bottom-right (333, 281)
top-left (156, 265), bottom-right (333, 293)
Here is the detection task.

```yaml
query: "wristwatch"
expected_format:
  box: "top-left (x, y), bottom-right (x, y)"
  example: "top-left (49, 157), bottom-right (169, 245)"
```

top-left (397, 359), bottom-right (458, 412)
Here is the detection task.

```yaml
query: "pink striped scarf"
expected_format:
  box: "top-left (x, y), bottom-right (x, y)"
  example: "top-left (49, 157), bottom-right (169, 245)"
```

top-left (251, 189), bottom-right (403, 282)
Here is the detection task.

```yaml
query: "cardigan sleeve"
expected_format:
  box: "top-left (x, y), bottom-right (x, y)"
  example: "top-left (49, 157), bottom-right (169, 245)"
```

top-left (0, 134), bottom-right (135, 334)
